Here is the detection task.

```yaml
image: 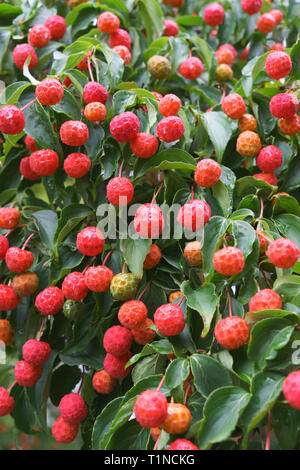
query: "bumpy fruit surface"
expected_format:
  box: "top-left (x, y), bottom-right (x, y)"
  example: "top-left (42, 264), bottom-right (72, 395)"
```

top-left (59, 393), bottom-right (88, 424)
top-left (215, 316), bottom-right (250, 349)
top-left (154, 303), bottom-right (185, 336)
top-left (256, 145), bottom-right (282, 173)
top-left (218, 43), bottom-right (238, 59)
top-left (110, 273), bottom-right (140, 301)
top-left (169, 291), bottom-right (183, 303)
top-left (203, 3), bottom-right (225, 26)
top-left (118, 300), bottom-right (148, 329)
top-left (83, 82), bottom-right (108, 104)
top-left (112, 45), bottom-right (131, 65)
top-left (0, 388), bottom-right (14, 417)
top-left (257, 13), bottom-right (276, 33)
top-left (249, 289), bottom-right (282, 312)
top-left (270, 43), bottom-right (284, 51)
top-left (184, 241), bottom-right (202, 266)
top-left (13, 43), bottom-right (38, 70)
top-left (35, 286), bottom-right (64, 316)
top-left (63, 153), bottom-right (91, 178)
top-left (238, 114), bottom-right (257, 132)
top-left (28, 24), bottom-right (51, 48)
top-left (52, 417), bottom-right (79, 444)
top-left (44, 15), bottom-right (66, 40)
top-left (143, 244), bottom-right (162, 269)
top-left (0, 207), bottom-right (20, 229)
top-left (12, 271), bottom-right (39, 296)
top-left (164, 19), bottom-right (179, 37)
top-left (215, 48), bottom-right (235, 66)
top-left (20, 157), bottom-right (40, 181)
top-left (194, 158), bottom-right (221, 187)
top-left (169, 439), bottom-right (199, 450)
top-left (0, 235), bottom-right (9, 260)
top-left (106, 177), bottom-right (134, 206)
top-left (60, 121), bottom-right (89, 146)
top-left (241, 0), bottom-right (262, 14)
top-left (84, 102), bottom-right (106, 122)
top-left (258, 232), bottom-right (270, 254)
top-left (236, 131), bottom-right (261, 157)
top-left (222, 93), bottom-right (246, 119)
top-left (179, 57), bottom-right (204, 80)
top-left (147, 55), bottom-right (172, 79)
top-left (215, 64), bottom-right (233, 81)
top-left (162, 403), bottom-right (192, 434)
top-left (0, 319), bottom-right (13, 346)
top-left (76, 227), bottom-right (105, 256)
top-left (35, 78), bottom-right (64, 106)
top-left (14, 360), bottom-right (42, 387)
top-left (62, 272), bottom-right (88, 301)
top-left (157, 116), bottom-right (185, 143)
top-left (130, 133), bottom-right (159, 159)
top-left (213, 246), bottom-right (245, 276)
top-left (269, 93), bottom-right (299, 119)
top-left (265, 52), bottom-right (292, 80)
top-left (84, 265), bottom-right (113, 292)
top-left (177, 199), bottom-right (211, 231)
top-left (282, 371), bottom-right (300, 410)
top-left (266, 238), bottom-right (300, 269)
top-left (92, 369), bottom-right (116, 394)
top-left (269, 9), bottom-right (283, 25)
top-left (134, 203), bottom-right (164, 238)
top-left (159, 94), bottom-right (181, 117)
top-left (278, 115), bottom-right (300, 136)
top-left (109, 28), bottom-right (131, 49)
top-left (253, 173), bottom-right (278, 186)
top-left (25, 135), bottom-right (36, 152)
top-left (110, 112), bottom-right (140, 143)
top-left (29, 149), bottom-right (59, 176)
top-left (134, 390), bottom-right (168, 428)
top-left (5, 247), bottom-right (34, 273)
top-left (0, 285), bottom-right (20, 311)
top-left (103, 325), bottom-right (133, 358)
top-left (103, 351), bottom-right (132, 379)
top-left (97, 12), bottom-right (120, 34)
top-left (0, 105), bottom-right (25, 135)
top-left (131, 318), bottom-right (156, 345)
top-left (22, 339), bottom-right (51, 365)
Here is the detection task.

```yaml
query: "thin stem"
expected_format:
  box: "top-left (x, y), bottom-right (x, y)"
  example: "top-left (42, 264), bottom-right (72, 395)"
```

top-left (21, 99), bottom-right (36, 112)
top-left (118, 160), bottom-right (125, 178)
top-left (82, 256), bottom-right (96, 274)
top-left (122, 262), bottom-right (127, 273)
top-left (191, 185), bottom-right (195, 201)
top-left (177, 294), bottom-right (185, 306)
top-left (7, 381), bottom-right (17, 394)
top-left (226, 287), bottom-right (233, 317)
top-left (265, 411), bottom-right (271, 451)
top-left (4, 229), bottom-right (14, 238)
top-left (184, 386), bottom-right (190, 405)
top-left (256, 197), bottom-right (264, 232)
top-left (22, 233), bottom-right (35, 250)
top-left (38, 318), bottom-right (46, 341)
top-left (102, 249), bottom-right (113, 266)
top-left (151, 182), bottom-right (164, 204)
top-left (260, 268), bottom-right (272, 289)
top-left (137, 280), bottom-right (152, 301)
top-left (153, 433), bottom-right (161, 451)
top-left (156, 375), bottom-right (165, 392)
top-left (78, 369), bottom-right (85, 394)
top-left (87, 55), bottom-right (94, 82)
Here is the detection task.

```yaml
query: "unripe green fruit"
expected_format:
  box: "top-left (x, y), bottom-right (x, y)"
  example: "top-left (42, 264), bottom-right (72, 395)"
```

top-left (63, 300), bottom-right (85, 321)
top-left (147, 55), bottom-right (172, 80)
top-left (110, 273), bottom-right (140, 301)
top-left (215, 64), bottom-right (233, 82)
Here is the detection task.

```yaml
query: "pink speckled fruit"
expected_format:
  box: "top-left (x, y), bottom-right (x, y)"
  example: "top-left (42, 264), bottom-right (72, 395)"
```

top-left (154, 303), bottom-right (185, 336)
top-left (22, 339), bottom-right (51, 365)
top-left (59, 393), bottom-right (88, 424)
top-left (215, 316), bottom-right (250, 349)
top-left (134, 390), bottom-right (168, 428)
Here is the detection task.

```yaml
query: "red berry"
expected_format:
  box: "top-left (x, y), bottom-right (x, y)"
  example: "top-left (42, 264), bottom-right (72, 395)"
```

top-left (258, 231), bottom-right (269, 254)
top-left (194, 159), bottom-right (222, 187)
top-left (112, 45), bottom-right (131, 65)
top-left (164, 19), bottom-right (179, 37)
top-left (35, 286), bottom-right (64, 316)
top-left (266, 238), bottom-right (300, 269)
top-left (237, 131), bottom-right (262, 158)
top-left (103, 351), bottom-right (132, 379)
top-left (130, 133), bottom-right (159, 159)
top-left (215, 316), bottom-right (250, 350)
top-left (0, 388), bottom-right (14, 416)
top-left (118, 300), bottom-right (148, 329)
top-left (169, 439), bottom-right (199, 450)
top-left (0, 207), bottom-right (20, 230)
top-left (60, 121), bottom-right (89, 146)
top-left (134, 390), bottom-right (168, 428)
top-left (219, 44), bottom-right (237, 59)
top-left (12, 271), bottom-right (39, 297)
top-left (238, 114), bottom-right (257, 132)
top-left (253, 173), bottom-right (278, 186)
top-left (0, 319), bottom-right (13, 346)
top-left (0, 105), bottom-right (25, 135)
top-left (25, 135), bottom-right (36, 152)
top-left (5, 247), bottom-right (34, 273)
top-left (270, 93), bottom-right (299, 119)
top-left (103, 325), bottom-right (133, 358)
top-left (52, 416), bottom-right (79, 444)
top-left (0, 236), bottom-right (9, 260)
top-left (240, 46), bottom-right (250, 61)
top-left (14, 360), bottom-right (42, 386)
top-left (13, 43), bottom-right (38, 70)
top-left (203, 3), bottom-right (225, 26)
top-left (28, 24), bottom-right (51, 48)
top-left (156, 116), bottom-right (185, 142)
top-left (249, 289), bottom-right (282, 312)
top-left (143, 244), bottom-right (162, 269)
top-left (84, 265), bottom-right (113, 292)
top-left (241, 0), bottom-right (262, 15)
top-left (158, 94), bottom-right (181, 117)
top-left (269, 9), bottom-right (283, 25)
top-left (20, 157), bottom-right (40, 181)
top-left (44, 15), bottom-right (67, 40)
top-left (282, 371), bottom-right (300, 410)
top-left (257, 13), bottom-right (276, 34)
top-left (106, 177), bottom-right (134, 206)
top-left (184, 241), bottom-right (202, 266)
top-left (132, 318), bottom-right (156, 345)
top-left (76, 227), bottom-right (105, 256)
top-left (97, 12), bottom-right (120, 34)
top-left (256, 146), bottom-right (282, 173)
top-left (265, 52), bottom-right (292, 80)
top-left (177, 199), bottom-right (211, 231)
top-left (29, 149), bottom-right (59, 176)
top-left (278, 115), bottom-right (300, 136)
top-left (22, 339), bottom-right (51, 365)
top-left (163, 0), bottom-right (183, 6)
top-left (62, 272), bottom-right (88, 301)
top-left (162, 403), bottom-right (191, 434)
top-left (110, 112), bottom-right (140, 143)
top-left (35, 78), bottom-right (64, 106)
top-left (108, 28), bottom-right (131, 49)
top-left (134, 203), bottom-right (164, 238)
top-left (76, 54), bottom-right (90, 71)
top-left (0, 284), bottom-right (20, 311)
top-left (63, 153), bottom-right (91, 178)
top-left (83, 82), bottom-right (108, 105)
top-left (215, 48), bottom-right (235, 66)
top-left (179, 57), bottom-right (204, 80)
top-left (59, 393), bottom-right (88, 424)
top-left (222, 93), bottom-right (246, 120)
top-left (213, 246), bottom-right (245, 276)
top-left (92, 369), bottom-right (116, 394)
top-left (154, 303), bottom-right (185, 336)
top-left (270, 43), bottom-right (284, 51)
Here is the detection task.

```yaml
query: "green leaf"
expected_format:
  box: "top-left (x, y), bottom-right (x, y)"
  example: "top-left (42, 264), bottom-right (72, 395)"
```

top-left (212, 166), bottom-right (236, 217)
top-left (32, 210), bottom-right (58, 253)
top-left (165, 358), bottom-right (190, 390)
top-left (201, 112), bottom-right (236, 162)
top-left (92, 397), bottom-right (124, 450)
top-left (137, 0), bottom-right (164, 43)
top-left (54, 204), bottom-right (93, 246)
top-left (120, 238), bottom-right (152, 277)
top-left (134, 149), bottom-right (196, 178)
top-left (190, 354), bottom-right (232, 398)
top-left (232, 220), bottom-right (256, 259)
top-left (0, 28), bottom-right (11, 69)
top-left (273, 214), bottom-right (300, 249)
top-left (202, 216), bottom-right (231, 280)
top-left (52, 89), bottom-right (82, 120)
top-left (273, 274), bottom-right (300, 298)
